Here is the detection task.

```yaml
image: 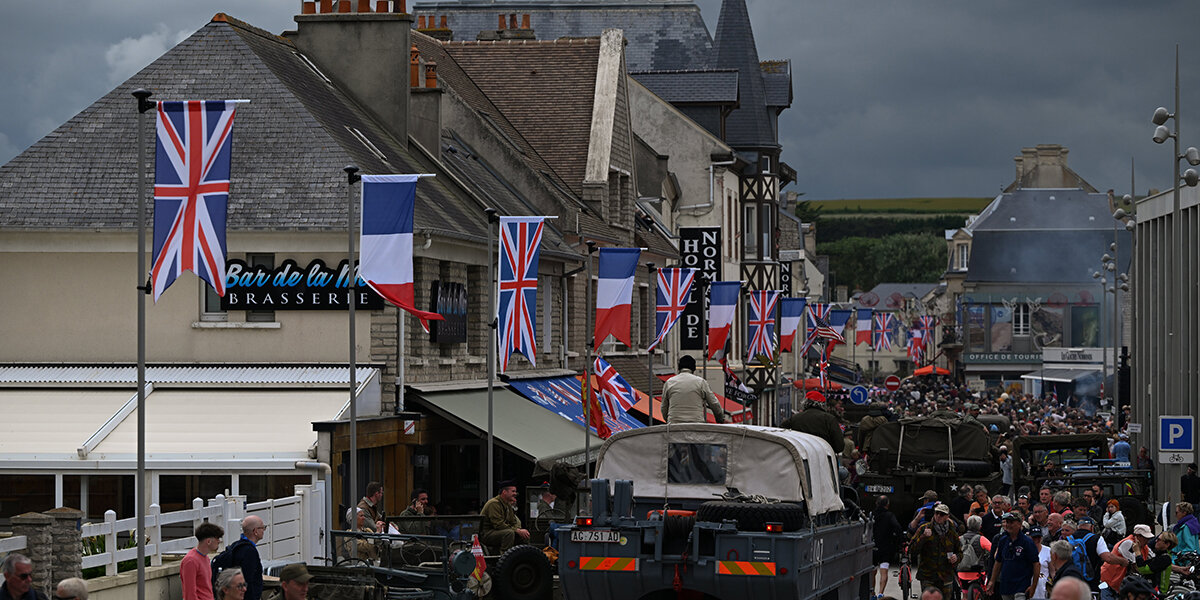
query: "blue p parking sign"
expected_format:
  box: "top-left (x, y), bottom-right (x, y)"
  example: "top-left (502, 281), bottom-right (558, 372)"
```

top-left (1159, 416), bottom-right (1194, 452)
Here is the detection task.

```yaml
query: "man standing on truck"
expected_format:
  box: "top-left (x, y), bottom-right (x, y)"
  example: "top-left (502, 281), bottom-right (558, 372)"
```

top-left (781, 390), bottom-right (845, 453)
top-left (911, 503), bottom-right (962, 600)
top-left (661, 355), bottom-right (727, 424)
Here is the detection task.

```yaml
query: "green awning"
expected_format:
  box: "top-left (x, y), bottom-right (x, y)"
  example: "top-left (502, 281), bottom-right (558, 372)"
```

top-left (409, 387), bottom-right (603, 466)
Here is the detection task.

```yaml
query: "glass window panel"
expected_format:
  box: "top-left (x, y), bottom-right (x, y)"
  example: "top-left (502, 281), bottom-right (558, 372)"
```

top-left (667, 443), bottom-right (728, 485)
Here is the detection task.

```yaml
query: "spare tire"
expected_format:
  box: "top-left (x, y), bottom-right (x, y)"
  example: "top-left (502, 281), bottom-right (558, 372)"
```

top-left (493, 545), bottom-right (552, 600)
top-left (697, 500), bottom-right (805, 532)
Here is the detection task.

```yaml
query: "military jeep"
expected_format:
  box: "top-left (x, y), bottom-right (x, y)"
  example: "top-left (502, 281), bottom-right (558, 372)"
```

top-left (556, 423), bottom-right (874, 600)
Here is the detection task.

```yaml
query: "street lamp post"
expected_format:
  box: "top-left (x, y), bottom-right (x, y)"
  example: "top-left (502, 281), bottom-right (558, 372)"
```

top-left (1114, 203), bottom-right (1135, 425)
top-left (1150, 45), bottom-right (1200, 432)
top-left (1093, 267), bottom-right (1109, 406)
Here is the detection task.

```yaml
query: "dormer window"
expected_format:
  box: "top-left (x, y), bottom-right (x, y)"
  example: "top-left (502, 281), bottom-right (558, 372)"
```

top-left (957, 244), bottom-right (970, 270)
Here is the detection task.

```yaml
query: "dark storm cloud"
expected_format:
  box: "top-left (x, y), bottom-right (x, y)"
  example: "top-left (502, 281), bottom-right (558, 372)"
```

top-left (2, 1), bottom-right (1198, 200)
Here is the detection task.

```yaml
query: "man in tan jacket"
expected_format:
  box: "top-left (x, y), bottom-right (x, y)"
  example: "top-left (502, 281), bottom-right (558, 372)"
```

top-left (661, 355), bottom-right (727, 424)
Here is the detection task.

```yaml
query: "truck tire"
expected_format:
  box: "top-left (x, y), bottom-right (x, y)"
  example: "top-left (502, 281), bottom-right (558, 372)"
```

top-left (493, 545), bottom-right (552, 600)
top-left (697, 500), bottom-right (805, 532)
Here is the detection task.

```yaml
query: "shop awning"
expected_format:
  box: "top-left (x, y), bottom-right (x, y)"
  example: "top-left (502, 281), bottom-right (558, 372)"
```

top-left (0, 366), bottom-right (379, 470)
top-left (1020, 368), bottom-right (1101, 384)
top-left (409, 386), bottom-right (606, 466)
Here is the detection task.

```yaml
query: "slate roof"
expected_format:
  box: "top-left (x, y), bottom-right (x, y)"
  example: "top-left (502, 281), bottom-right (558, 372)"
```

top-left (0, 15), bottom-right (486, 243)
top-left (965, 188), bottom-right (1131, 283)
top-left (630, 69), bottom-right (739, 104)
top-left (439, 38), bottom-right (601, 199)
top-left (411, 1), bottom-right (714, 72)
top-left (971, 189), bottom-right (1114, 231)
top-left (761, 60), bottom-right (792, 108)
top-left (711, 0), bottom-right (777, 149)
top-left (438, 131), bottom-right (577, 259)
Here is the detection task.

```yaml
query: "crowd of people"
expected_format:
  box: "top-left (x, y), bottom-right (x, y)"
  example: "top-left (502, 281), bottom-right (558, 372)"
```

top-left (871, 481), bottom-right (1200, 600)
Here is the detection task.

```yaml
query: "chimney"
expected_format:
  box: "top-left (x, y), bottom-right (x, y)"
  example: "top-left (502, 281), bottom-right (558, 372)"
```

top-left (410, 44), bottom-right (420, 87)
top-left (302, 1), bottom-right (316, 14)
top-left (424, 62), bottom-right (438, 88)
top-left (319, 0), bottom-right (332, 13)
top-left (521, 14), bottom-right (530, 29)
top-left (357, 0), bottom-right (371, 12)
top-left (498, 12), bottom-right (535, 40)
top-left (293, 6), bottom-right (415, 142)
top-left (509, 13), bottom-right (518, 29)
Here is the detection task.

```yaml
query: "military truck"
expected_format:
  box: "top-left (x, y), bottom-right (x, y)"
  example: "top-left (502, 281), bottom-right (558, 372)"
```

top-left (858, 412), bottom-right (1000, 520)
top-left (556, 423), bottom-right (874, 600)
top-left (1012, 433), bottom-right (1154, 527)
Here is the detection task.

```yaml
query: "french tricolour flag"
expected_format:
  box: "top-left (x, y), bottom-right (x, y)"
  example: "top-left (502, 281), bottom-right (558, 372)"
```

top-left (779, 298), bottom-right (806, 352)
top-left (594, 248), bottom-right (641, 350)
top-left (707, 281), bottom-right (741, 359)
top-left (360, 175), bottom-right (444, 331)
top-left (855, 308), bottom-right (873, 346)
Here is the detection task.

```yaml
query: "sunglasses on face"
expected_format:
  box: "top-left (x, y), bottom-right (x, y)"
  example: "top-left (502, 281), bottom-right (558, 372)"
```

top-left (236, 583), bottom-right (248, 590)
top-left (16, 573), bottom-right (32, 581)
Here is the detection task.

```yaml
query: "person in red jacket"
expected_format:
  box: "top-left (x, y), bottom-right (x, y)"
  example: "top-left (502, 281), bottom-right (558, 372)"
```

top-left (182, 522), bottom-right (224, 600)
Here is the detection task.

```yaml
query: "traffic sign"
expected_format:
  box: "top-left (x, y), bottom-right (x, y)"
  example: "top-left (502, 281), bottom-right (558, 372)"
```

top-left (884, 375), bottom-right (901, 392)
top-left (1160, 452), bottom-right (1195, 465)
top-left (1128, 423), bottom-right (1142, 434)
top-left (849, 385), bottom-right (869, 406)
top-left (1160, 416), bottom-right (1194, 452)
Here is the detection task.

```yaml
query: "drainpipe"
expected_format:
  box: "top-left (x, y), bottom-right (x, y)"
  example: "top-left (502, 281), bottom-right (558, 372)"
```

top-left (294, 461), bottom-right (333, 563)
top-left (679, 158), bottom-right (738, 211)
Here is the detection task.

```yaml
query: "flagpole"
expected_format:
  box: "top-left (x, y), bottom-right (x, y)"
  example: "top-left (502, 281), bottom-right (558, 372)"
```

top-left (700, 276), bottom-right (710, 396)
top-left (132, 88), bottom-right (153, 600)
top-left (647, 263), bottom-right (655, 426)
top-left (484, 208), bottom-right (497, 503)
top-left (397, 311), bottom-right (405, 412)
top-left (344, 166), bottom-right (360, 552)
top-left (584, 241), bottom-right (597, 477)
top-left (773, 291), bottom-right (781, 426)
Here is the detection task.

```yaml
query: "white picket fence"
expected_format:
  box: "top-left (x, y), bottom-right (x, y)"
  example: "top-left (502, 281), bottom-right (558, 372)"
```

top-left (79, 483), bottom-right (326, 576)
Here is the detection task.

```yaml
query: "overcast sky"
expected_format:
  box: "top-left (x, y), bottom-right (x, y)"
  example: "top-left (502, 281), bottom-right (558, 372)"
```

top-left (2, 1), bottom-right (1198, 200)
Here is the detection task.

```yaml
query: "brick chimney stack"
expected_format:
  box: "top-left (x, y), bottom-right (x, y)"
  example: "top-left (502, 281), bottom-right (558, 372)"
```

top-left (477, 12), bottom-right (534, 40)
top-left (415, 12), bottom-right (453, 41)
top-left (292, 3), bottom-right (415, 142)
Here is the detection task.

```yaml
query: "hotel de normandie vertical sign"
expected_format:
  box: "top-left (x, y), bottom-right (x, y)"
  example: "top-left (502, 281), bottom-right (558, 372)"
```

top-left (679, 227), bottom-right (721, 351)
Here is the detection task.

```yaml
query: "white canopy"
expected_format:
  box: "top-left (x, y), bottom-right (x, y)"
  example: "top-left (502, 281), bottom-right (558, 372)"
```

top-left (596, 424), bottom-right (845, 517)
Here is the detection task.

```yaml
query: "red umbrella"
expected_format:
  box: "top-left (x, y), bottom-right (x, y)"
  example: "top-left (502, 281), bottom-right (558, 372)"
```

top-left (913, 365), bottom-right (950, 376)
top-left (792, 378), bottom-right (843, 390)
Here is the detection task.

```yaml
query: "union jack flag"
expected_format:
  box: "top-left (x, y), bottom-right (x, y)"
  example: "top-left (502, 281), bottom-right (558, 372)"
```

top-left (648, 268), bottom-right (695, 351)
top-left (150, 100), bottom-right (239, 301)
top-left (916, 315), bottom-right (937, 348)
top-left (800, 303), bottom-right (844, 356)
top-left (593, 357), bottom-right (637, 418)
top-left (497, 216), bottom-right (545, 372)
top-left (872, 312), bottom-right (893, 351)
top-left (746, 290), bottom-right (779, 364)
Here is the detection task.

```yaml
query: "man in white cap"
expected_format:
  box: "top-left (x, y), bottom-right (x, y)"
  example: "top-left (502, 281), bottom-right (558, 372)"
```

top-left (1099, 524), bottom-right (1154, 600)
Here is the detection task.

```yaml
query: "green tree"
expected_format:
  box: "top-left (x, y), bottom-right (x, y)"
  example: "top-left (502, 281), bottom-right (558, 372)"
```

top-left (870, 233), bottom-right (946, 283)
top-left (817, 236), bottom-right (878, 290)
top-left (794, 199), bottom-right (822, 224)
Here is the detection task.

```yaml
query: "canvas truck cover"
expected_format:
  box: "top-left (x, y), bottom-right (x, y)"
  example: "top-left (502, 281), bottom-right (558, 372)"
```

top-left (866, 412), bottom-right (991, 468)
top-left (595, 423), bottom-right (846, 517)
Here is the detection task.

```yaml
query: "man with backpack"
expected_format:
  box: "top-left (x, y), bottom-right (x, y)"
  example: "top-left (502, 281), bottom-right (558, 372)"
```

top-left (211, 516), bottom-right (265, 600)
top-left (1066, 516), bottom-right (1113, 592)
top-left (987, 512), bottom-right (1039, 600)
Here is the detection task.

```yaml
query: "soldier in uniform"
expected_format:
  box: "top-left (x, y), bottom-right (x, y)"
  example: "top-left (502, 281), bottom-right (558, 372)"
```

top-left (782, 390), bottom-right (845, 453)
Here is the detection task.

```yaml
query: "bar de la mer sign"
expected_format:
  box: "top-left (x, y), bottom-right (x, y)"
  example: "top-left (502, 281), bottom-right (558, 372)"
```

top-left (220, 258), bottom-right (384, 310)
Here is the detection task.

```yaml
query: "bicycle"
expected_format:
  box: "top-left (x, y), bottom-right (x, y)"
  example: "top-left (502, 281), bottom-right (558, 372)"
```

top-left (956, 567), bottom-right (986, 600)
top-left (898, 541), bottom-right (913, 600)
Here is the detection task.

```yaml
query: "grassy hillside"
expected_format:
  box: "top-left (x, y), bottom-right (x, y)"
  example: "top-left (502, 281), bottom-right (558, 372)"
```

top-left (809, 196), bottom-right (993, 215)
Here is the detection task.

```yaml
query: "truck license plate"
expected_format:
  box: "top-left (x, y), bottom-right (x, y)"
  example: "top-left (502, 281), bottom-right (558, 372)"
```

top-left (571, 529), bottom-right (620, 543)
top-left (865, 484), bottom-right (894, 493)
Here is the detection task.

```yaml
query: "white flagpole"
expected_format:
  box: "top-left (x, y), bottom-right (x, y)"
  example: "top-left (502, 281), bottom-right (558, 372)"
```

top-left (647, 263), bottom-right (656, 426)
top-left (132, 88), bottom-right (153, 600)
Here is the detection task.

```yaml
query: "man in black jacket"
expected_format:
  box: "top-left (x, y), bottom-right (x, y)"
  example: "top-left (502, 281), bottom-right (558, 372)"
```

top-left (1181, 464), bottom-right (1200, 504)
